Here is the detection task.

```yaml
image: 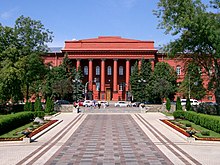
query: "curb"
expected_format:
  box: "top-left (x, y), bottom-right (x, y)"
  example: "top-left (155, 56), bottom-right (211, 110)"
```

top-left (30, 119), bottom-right (63, 142)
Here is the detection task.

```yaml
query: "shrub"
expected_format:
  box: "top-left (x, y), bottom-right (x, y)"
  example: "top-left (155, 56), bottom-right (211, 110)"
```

top-left (34, 98), bottom-right (43, 112)
top-left (185, 123), bottom-right (192, 127)
top-left (176, 97), bottom-right (182, 111)
top-left (34, 111), bottom-right (45, 118)
top-left (0, 112), bottom-right (34, 135)
top-left (201, 130), bottom-right (210, 136)
top-left (185, 97), bottom-right (192, 111)
top-left (45, 97), bottom-right (54, 113)
top-left (24, 101), bottom-right (32, 111)
top-left (166, 98), bottom-right (171, 111)
top-left (173, 110), bottom-right (185, 119)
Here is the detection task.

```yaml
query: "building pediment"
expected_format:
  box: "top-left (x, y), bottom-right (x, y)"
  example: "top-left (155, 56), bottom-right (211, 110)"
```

top-left (63, 36), bottom-right (155, 51)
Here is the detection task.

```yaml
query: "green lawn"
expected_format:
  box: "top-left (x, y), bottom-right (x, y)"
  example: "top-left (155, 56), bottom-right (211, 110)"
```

top-left (0, 122), bottom-right (41, 138)
top-left (178, 120), bottom-right (220, 138)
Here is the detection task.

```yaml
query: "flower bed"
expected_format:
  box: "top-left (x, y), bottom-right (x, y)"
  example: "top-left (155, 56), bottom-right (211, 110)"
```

top-left (0, 120), bottom-right (58, 141)
top-left (161, 119), bottom-right (220, 141)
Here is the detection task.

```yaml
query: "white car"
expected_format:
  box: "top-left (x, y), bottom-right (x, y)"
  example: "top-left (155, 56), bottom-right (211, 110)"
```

top-left (181, 99), bottom-right (200, 106)
top-left (114, 101), bottom-right (129, 107)
top-left (83, 100), bottom-right (93, 107)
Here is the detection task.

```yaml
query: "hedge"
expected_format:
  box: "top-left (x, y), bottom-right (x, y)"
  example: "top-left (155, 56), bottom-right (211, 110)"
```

top-left (0, 112), bottom-right (34, 135)
top-left (173, 110), bottom-right (220, 133)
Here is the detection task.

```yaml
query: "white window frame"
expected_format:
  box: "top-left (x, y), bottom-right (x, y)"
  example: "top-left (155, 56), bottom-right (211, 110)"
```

top-left (84, 66), bottom-right (88, 75)
top-left (176, 66), bottom-right (181, 75)
top-left (107, 66), bottom-right (112, 75)
top-left (96, 66), bottom-right (100, 75)
top-left (119, 66), bottom-right (123, 76)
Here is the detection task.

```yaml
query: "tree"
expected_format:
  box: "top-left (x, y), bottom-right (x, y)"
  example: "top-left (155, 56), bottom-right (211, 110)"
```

top-left (130, 62), bottom-right (142, 102)
top-left (14, 16), bottom-right (53, 101)
top-left (179, 62), bottom-right (206, 100)
top-left (154, 0), bottom-right (220, 107)
top-left (166, 97), bottom-right (171, 111)
top-left (150, 62), bottom-right (177, 103)
top-left (185, 97), bottom-right (192, 111)
top-left (176, 97), bottom-right (182, 111)
top-left (130, 60), bottom-right (152, 102)
top-left (45, 97), bottom-right (54, 113)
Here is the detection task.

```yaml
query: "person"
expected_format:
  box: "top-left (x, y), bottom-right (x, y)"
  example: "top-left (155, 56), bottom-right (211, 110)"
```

top-left (98, 101), bottom-right (101, 109)
top-left (103, 102), bottom-right (106, 109)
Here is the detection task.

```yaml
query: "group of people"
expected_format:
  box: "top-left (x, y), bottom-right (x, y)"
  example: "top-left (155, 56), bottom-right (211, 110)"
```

top-left (92, 100), bottom-right (106, 109)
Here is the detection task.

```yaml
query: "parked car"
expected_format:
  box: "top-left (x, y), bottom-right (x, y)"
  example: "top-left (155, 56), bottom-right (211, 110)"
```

top-left (83, 100), bottom-right (93, 107)
top-left (95, 100), bottom-right (109, 107)
top-left (181, 99), bottom-right (200, 106)
top-left (54, 100), bottom-right (70, 105)
top-left (114, 101), bottom-right (129, 107)
top-left (131, 102), bottom-right (141, 107)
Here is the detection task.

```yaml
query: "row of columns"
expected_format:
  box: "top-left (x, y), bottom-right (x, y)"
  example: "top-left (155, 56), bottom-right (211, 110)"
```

top-left (75, 59), bottom-right (142, 100)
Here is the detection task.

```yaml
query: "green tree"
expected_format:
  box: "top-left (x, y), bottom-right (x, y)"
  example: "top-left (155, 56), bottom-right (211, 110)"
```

top-left (150, 62), bottom-right (177, 103)
top-left (130, 62), bottom-right (141, 101)
top-left (176, 97), bottom-right (182, 111)
top-left (130, 60), bottom-right (152, 102)
top-left (14, 16), bottom-right (53, 101)
top-left (24, 101), bottom-right (32, 111)
top-left (179, 62), bottom-right (206, 100)
top-left (166, 97), bottom-right (171, 111)
top-left (154, 0), bottom-right (220, 107)
top-left (34, 97), bottom-right (42, 112)
top-left (185, 97), bottom-right (192, 111)
top-left (45, 97), bottom-right (54, 113)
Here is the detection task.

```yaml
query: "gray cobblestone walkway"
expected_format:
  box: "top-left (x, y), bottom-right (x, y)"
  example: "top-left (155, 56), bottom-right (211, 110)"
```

top-left (45, 115), bottom-right (172, 165)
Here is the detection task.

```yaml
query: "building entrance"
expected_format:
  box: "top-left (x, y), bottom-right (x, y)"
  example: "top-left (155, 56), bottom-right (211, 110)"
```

top-left (106, 88), bottom-right (112, 101)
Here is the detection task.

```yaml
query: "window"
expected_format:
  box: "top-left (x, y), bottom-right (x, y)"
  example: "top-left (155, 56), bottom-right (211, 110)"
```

top-left (176, 66), bottom-right (181, 75)
top-left (107, 66), bottom-right (112, 75)
top-left (84, 66), bottom-right (88, 75)
top-left (96, 66), bottom-right (100, 75)
top-left (119, 66), bottom-right (123, 75)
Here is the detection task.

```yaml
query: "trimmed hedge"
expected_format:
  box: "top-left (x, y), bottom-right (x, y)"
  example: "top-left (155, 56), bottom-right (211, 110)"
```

top-left (0, 112), bottom-right (34, 135)
top-left (173, 110), bottom-right (220, 133)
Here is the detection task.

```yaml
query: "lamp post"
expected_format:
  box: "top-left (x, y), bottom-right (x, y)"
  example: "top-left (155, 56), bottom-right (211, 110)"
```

top-left (72, 79), bottom-right (81, 102)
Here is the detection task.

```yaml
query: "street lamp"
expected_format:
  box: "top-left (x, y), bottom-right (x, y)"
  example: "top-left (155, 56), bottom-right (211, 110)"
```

top-left (72, 79), bottom-right (81, 102)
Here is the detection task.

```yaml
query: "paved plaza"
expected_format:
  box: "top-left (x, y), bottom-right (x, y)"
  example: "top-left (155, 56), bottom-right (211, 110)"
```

top-left (0, 110), bottom-right (220, 165)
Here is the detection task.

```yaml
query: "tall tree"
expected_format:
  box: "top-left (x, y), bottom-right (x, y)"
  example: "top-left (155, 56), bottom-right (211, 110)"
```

top-left (14, 15), bottom-right (53, 101)
top-left (130, 62), bottom-right (141, 102)
top-left (154, 0), bottom-right (220, 106)
top-left (150, 62), bottom-right (177, 103)
top-left (179, 62), bottom-right (206, 100)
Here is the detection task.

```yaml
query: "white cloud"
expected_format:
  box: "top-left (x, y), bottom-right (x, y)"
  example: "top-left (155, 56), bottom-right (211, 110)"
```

top-left (0, 8), bottom-right (18, 20)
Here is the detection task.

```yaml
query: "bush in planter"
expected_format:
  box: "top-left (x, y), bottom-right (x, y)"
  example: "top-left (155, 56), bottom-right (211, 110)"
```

top-left (176, 97), bottom-right (182, 111)
top-left (186, 97), bottom-right (192, 111)
top-left (201, 130), bottom-right (210, 136)
top-left (173, 110), bottom-right (185, 119)
top-left (166, 98), bottom-right (171, 111)
top-left (45, 97), bottom-right (54, 114)
top-left (34, 98), bottom-right (45, 118)
top-left (24, 101), bottom-right (32, 111)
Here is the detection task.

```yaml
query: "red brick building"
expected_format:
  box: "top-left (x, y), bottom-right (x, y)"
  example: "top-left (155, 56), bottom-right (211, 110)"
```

top-left (43, 36), bottom-right (215, 102)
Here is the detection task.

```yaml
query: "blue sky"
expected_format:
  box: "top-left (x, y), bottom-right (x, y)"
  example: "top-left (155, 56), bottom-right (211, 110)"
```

top-left (0, 0), bottom-right (210, 48)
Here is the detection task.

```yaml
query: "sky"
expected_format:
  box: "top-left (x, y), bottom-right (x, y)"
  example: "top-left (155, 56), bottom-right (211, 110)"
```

top-left (0, 0), bottom-right (210, 48)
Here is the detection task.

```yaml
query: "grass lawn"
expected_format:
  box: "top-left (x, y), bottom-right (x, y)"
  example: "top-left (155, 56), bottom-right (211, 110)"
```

top-left (175, 119), bottom-right (220, 138)
top-left (0, 122), bottom-right (42, 138)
